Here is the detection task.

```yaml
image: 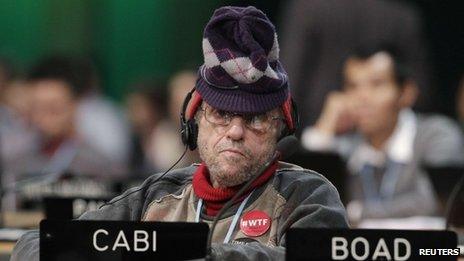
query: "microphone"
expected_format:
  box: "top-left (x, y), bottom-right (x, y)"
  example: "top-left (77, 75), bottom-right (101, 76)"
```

top-left (273, 135), bottom-right (299, 160)
top-left (205, 135), bottom-right (299, 260)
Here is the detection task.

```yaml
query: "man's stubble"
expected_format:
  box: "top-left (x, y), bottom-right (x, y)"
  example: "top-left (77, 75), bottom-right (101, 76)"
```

top-left (197, 133), bottom-right (277, 188)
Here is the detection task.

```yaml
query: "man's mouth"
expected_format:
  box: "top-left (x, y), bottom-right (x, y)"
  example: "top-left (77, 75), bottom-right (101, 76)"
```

top-left (219, 149), bottom-right (247, 158)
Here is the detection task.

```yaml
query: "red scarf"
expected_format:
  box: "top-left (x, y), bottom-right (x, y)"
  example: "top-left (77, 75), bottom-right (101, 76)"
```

top-left (192, 161), bottom-right (278, 216)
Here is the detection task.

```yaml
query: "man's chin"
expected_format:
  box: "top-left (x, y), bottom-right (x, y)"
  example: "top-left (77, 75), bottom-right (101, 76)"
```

top-left (217, 163), bottom-right (243, 175)
top-left (213, 171), bottom-right (251, 188)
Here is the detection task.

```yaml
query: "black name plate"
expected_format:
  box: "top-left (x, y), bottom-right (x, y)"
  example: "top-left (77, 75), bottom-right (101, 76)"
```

top-left (286, 228), bottom-right (458, 261)
top-left (40, 220), bottom-right (209, 261)
top-left (44, 196), bottom-right (110, 220)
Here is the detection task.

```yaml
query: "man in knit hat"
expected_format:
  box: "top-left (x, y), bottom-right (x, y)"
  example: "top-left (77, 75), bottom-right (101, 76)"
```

top-left (12, 6), bottom-right (348, 260)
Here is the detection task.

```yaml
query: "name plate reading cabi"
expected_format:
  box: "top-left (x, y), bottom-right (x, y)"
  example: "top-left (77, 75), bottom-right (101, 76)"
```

top-left (286, 228), bottom-right (458, 261)
top-left (40, 220), bottom-right (209, 261)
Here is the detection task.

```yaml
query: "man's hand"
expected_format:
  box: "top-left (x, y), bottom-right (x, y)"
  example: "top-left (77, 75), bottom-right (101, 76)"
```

top-left (314, 91), bottom-right (355, 136)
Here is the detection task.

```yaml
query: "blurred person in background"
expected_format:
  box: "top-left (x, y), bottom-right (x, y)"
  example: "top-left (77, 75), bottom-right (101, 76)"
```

top-left (168, 70), bottom-right (197, 123)
top-left (126, 73), bottom-right (200, 177)
top-left (166, 70), bottom-right (200, 166)
top-left (2, 79), bottom-right (33, 121)
top-left (280, 0), bottom-right (431, 131)
top-left (7, 56), bottom-right (127, 181)
top-left (126, 80), bottom-right (168, 176)
top-left (0, 59), bottom-right (37, 199)
top-left (301, 46), bottom-right (464, 222)
top-left (74, 59), bottom-right (130, 169)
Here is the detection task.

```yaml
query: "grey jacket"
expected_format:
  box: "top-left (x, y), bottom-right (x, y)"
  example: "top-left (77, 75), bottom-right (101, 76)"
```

top-left (326, 114), bottom-right (463, 218)
top-left (11, 162), bottom-right (349, 261)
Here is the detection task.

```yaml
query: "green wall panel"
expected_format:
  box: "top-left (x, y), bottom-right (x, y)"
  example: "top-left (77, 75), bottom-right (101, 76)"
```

top-left (0, 0), bottom-right (225, 100)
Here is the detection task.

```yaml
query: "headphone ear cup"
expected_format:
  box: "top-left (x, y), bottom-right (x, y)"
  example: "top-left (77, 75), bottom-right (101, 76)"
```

top-left (180, 117), bottom-right (189, 147)
top-left (181, 118), bottom-right (198, 151)
top-left (290, 98), bottom-right (300, 134)
top-left (186, 119), bottom-right (198, 150)
top-left (180, 88), bottom-right (200, 151)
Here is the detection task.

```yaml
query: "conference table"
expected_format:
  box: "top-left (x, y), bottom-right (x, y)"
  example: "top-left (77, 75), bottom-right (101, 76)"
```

top-left (0, 212), bottom-right (463, 260)
top-left (0, 210), bottom-right (43, 260)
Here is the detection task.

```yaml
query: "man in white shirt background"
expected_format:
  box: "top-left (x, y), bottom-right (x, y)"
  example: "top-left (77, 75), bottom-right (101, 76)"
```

top-left (301, 45), bottom-right (464, 223)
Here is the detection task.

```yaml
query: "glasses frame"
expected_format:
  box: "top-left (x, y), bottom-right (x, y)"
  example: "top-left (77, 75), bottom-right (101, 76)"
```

top-left (199, 105), bottom-right (285, 134)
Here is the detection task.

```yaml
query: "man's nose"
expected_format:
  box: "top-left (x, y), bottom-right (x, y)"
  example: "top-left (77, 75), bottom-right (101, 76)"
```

top-left (225, 117), bottom-right (246, 140)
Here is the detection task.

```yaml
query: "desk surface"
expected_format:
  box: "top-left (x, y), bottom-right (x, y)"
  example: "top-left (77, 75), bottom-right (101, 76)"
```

top-left (0, 242), bottom-right (15, 254)
top-left (2, 211), bottom-right (43, 229)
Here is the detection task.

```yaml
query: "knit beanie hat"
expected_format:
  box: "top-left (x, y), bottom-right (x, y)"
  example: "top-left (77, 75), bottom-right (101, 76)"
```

top-left (194, 6), bottom-right (290, 116)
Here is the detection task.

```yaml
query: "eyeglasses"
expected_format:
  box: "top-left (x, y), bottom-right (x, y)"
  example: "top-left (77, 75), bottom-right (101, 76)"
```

top-left (200, 105), bottom-right (285, 133)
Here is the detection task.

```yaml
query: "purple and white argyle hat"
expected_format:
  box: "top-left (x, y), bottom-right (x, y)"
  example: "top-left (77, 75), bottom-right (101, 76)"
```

top-left (195, 6), bottom-right (289, 114)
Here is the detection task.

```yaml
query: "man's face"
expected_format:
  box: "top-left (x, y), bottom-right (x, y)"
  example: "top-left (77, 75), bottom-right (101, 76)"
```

top-left (343, 52), bottom-right (403, 137)
top-left (196, 103), bottom-right (281, 188)
top-left (30, 79), bottom-right (76, 140)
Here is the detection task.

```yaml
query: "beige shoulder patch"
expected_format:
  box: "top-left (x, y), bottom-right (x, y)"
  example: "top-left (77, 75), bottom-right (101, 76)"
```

top-left (142, 185), bottom-right (197, 222)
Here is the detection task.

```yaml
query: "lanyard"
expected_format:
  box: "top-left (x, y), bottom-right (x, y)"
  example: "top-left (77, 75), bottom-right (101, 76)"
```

top-left (195, 190), bottom-right (254, 244)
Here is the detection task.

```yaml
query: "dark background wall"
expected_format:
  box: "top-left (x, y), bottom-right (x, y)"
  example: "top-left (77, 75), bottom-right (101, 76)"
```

top-left (406, 0), bottom-right (464, 117)
top-left (0, 0), bottom-right (224, 100)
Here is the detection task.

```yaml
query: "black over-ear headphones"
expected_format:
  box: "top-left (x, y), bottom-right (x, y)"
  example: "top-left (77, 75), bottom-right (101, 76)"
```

top-left (180, 88), bottom-right (299, 151)
top-left (180, 88), bottom-right (199, 151)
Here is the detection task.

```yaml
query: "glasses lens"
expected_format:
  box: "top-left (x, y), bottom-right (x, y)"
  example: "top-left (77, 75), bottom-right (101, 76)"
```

top-left (204, 106), bottom-right (279, 133)
top-left (245, 114), bottom-right (269, 132)
top-left (205, 107), bottom-right (227, 125)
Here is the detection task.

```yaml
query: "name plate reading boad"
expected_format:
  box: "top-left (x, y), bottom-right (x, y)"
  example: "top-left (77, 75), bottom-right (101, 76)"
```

top-left (40, 220), bottom-right (209, 261)
top-left (286, 228), bottom-right (459, 261)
